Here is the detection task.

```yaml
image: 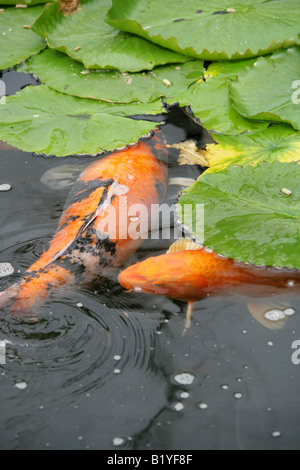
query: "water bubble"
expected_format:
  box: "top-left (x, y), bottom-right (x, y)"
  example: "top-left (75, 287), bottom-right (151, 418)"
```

top-left (179, 391), bottom-right (189, 399)
top-left (114, 368), bottom-right (121, 374)
top-left (174, 402), bottom-right (184, 411)
top-left (32, 114), bottom-right (40, 118)
top-left (284, 307), bottom-right (295, 316)
top-left (233, 392), bottom-right (243, 399)
top-left (264, 309), bottom-right (285, 321)
top-left (113, 437), bottom-right (125, 446)
top-left (198, 402), bottom-right (208, 410)
top-left (113, 355), bottom-right (121, 361)
top-left (174, 372), bottom-right (195, 385)
top-left (76, 302), bottom-right (83, 308)
top-left (271, 431), bottom-right (281, 438)
top-left (221, 384), bottom-right (229, 390)
top-left (129, 216), bottom-right (139, 222)
top-left (0, 184), bottom-right (12, 191)
top-left (14, 381), bottom-right (27, 390)
top-left (0, 262), bottom-right (14, 277)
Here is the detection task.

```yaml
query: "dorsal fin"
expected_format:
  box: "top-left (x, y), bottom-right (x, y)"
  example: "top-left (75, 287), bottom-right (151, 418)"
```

top-left (167, 238), bottom-right (203, 254)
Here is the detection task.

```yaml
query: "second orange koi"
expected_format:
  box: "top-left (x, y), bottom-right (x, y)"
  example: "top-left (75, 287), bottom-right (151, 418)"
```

top-left (118, 239), bottom-right (300, 331)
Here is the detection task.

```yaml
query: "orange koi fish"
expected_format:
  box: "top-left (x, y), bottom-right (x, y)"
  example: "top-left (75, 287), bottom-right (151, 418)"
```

top-left (118, 239), bottom-right (300, 331)
top-left (0, 128), bottom-right (168, 315)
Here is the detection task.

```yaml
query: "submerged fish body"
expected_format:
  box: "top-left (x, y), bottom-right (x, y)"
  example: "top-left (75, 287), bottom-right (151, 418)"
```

top-left (118, 239), bottom-right (300, 330)
top-left (0, 129), bottom-right (168, 314)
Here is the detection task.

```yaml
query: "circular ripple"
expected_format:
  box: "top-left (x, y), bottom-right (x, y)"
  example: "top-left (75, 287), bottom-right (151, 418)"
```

top-left (0, 267), bottom-right (166, 408)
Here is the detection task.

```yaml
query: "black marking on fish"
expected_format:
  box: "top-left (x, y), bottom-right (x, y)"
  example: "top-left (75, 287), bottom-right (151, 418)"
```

top-left (63, 178), bottom-right (115, 210)
top-left (97, 236), bottom-right (117, 256)
top-left (58, 214), bottom-right (81, 231)
top-left (55, 255), bottom-right (87, 282)
top-left (195, 10), bottom-right (202, 14)
top-left (173, 18), bottom-right (185, 22)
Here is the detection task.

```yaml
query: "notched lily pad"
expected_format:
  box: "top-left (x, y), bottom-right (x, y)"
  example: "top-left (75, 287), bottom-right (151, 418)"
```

top-left (0, 85), bottom-right (164, 156)
top-left (20, 48), bottom-right (204, 103)
top-left (178, 161), bottom-right (300, 269)
top-left (106, 0), bottom-right (300, 60)
top-left (0, 5), bottom-right (46, 70)
top-left (174, 59), bottom-right (268, 134)
top-left (32, 0), bottom-right (192, 72)
top-left (230, 47), bottom-right (300, 131)
top-left (203, 125), bottom-right (300, 172)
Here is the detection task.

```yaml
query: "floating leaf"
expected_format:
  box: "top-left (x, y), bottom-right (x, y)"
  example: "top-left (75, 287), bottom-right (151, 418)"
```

top-left (0, 85), bottom-right (163, 156)
top-left (0, 5), bottom-right (46, 70)
top-left (32, 0), bottom-right (191, 72)
top-left (178, 162), bottom-right (300, 269)
top-left (106, 0), bottom-right (300, 61)
top-left (230, 47), bottom-right (300, 131)
top-left (20, 48), bottom-right (204, 103)
top-left (203, 125), bottom-right (300, 172)
top-left (175, 59), bottom-right (268, 134)
top-left (169, 140), bottom-right (209, 166)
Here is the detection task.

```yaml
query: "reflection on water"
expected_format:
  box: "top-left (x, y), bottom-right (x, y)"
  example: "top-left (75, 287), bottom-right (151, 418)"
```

top-left (0, 131), bottom-right (300, 450)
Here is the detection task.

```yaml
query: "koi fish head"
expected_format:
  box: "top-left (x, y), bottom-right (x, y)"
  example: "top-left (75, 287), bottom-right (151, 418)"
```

top-left (118, 256), bottom-right (173, 297)
top-left (118, 239), bottom-right (208, 301)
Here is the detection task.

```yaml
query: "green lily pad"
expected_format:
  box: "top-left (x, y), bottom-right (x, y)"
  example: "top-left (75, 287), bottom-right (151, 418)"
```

top-left (106, 0), bottom-right (300, 61)
top-left (0, 84), bottom-right (164, 156)
top-left (203, 125), bottom-right (300, 171)
top-left (178, 161), bottom-right (300, 269)
top-left (32, 0), bottom-right (191, 72)
top-left (174, 59), bottom-right (268, 134)
top-left (20, 48), bottom-right (204, 103)
top-left (0, 5), bottom-right (46, 70)
top-left (230, 47), bottom-right (300, 131)
top-left (0, 1), bottom-right (50, 4)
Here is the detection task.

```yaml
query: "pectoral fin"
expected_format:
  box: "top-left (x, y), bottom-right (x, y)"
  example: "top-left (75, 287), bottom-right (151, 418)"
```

top-left (40, 163), bottom-right (87, 190)
top-left (183, 301), bottom-right (195, 336)
top-left (247, 301), bottom-right (295, 330)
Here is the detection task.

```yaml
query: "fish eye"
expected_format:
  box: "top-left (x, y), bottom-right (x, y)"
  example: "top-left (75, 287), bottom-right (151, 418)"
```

top-left (153, 281), bottom-right (163, 287)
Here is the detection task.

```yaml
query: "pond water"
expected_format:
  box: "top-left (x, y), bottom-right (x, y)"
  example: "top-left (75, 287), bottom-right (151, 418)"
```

top-left (0, 72), bottom-right (300, 451)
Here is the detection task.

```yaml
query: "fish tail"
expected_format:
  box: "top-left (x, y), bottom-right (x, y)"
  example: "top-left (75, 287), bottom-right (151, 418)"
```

top-left (0, 283), bottom-right (21, 310)
top-left (7, 263), bottom-right (74, 315)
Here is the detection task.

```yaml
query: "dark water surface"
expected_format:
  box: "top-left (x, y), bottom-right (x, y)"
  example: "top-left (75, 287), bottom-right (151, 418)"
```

top-left (0, 74), bottom-right (300, 451)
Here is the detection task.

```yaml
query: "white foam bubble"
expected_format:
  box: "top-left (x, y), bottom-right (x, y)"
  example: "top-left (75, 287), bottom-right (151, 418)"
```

top-left (113, 437), bottom-right (125, 446)
top-left (174, 402), bottom-right (184, 411)
top-left (284, 308), bottom-right (296, 316)
top-left (198, 403), bottom-right (208, 410)
top-left (14, 381), bottom-right (27, 390)
top-left (0, 262), bottom-right (14, 277)
top-left (0, 184), bottom-right (11, 191)
top-left (264, 309), bottom-right (285, 321)
top-left (174, 372), bottom-right (195, 385)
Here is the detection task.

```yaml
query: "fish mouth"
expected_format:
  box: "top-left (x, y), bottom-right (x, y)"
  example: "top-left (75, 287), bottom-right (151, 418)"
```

top-left (118, 269), bottom-right (143, 291)
top-left (118, 270), bottom-right (157, 295)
